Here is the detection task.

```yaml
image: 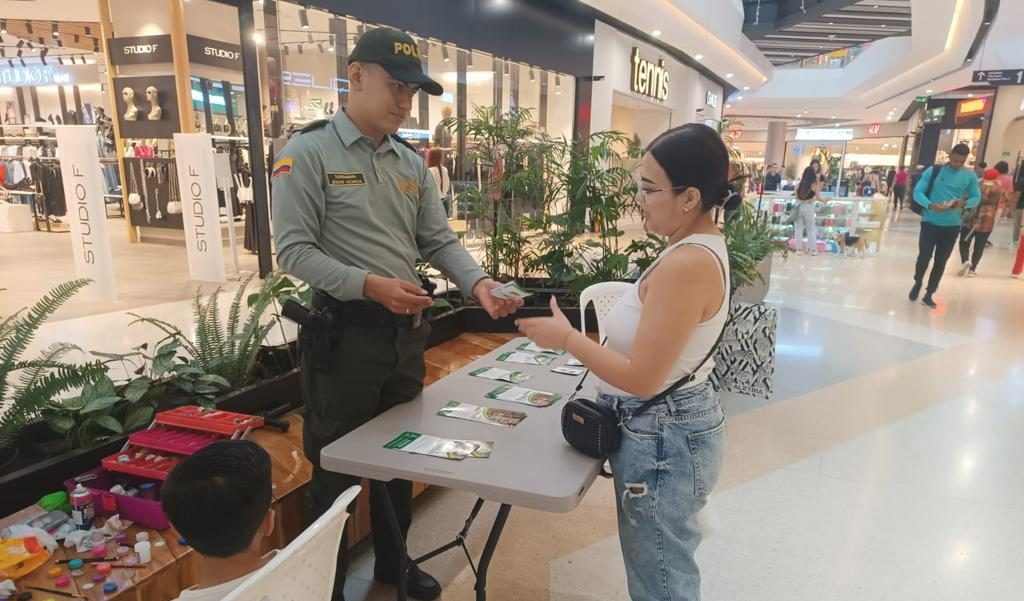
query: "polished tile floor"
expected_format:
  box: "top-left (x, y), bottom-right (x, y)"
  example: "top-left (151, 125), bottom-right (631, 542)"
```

top-left (7, 209), bottom-right (1024, 600)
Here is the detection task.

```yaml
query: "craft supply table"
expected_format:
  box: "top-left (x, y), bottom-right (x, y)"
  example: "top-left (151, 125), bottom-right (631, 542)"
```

top-left (321, 337), bottom-right (603, 601)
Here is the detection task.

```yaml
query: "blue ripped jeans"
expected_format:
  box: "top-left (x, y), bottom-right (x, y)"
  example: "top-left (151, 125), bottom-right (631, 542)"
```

top-left (597, 380), bottom-right (727, 601)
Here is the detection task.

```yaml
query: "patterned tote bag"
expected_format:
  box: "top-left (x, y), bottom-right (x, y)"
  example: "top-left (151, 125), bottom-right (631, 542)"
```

top-left (711, 301), bottom-right (778, 399)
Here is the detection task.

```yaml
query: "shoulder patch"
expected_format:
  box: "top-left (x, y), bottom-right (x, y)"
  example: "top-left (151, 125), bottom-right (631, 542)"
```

top-left (272, 156), bottom-right (293, 179)
top-left (299, 119), bottom-right (330, 134)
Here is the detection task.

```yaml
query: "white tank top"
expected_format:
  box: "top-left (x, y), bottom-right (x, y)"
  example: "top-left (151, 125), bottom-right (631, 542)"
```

top-left (596, 233), bottom-right (730, 397)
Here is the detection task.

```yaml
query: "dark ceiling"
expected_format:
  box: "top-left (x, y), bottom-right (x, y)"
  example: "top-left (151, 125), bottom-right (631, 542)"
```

top-left (743, 0), bottom-right (912, 66)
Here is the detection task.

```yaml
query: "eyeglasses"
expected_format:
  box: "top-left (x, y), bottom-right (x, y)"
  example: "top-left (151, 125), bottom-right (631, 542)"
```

top-left (636, 181), bottom-right (690, 201)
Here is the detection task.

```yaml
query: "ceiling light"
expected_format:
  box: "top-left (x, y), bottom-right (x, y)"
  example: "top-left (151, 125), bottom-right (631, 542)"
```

top-left (743, 86), bottom-right (750, 90)
top-left (283, 44), bottom-right (289, 56)
top-left (736, 95), bottom-right (744, 100)
top-left (84, 26), bottom-right (91, 36)
top-left (926, 89), bottom-right (933, 93)
top-left (327, 35), bottom-right (335, 52)
top-left (317, 42), bottom-right (324, 54)
top-left (725, 73), bottom-right (734, 79)
top-left (297, 43), bottom-right (303, 55)
top-left (726, 104), bottom-right (732, 108)
top-left (57, 39), bottom-right (63, 48)
top-left (299, 8), bottom-right (310, 30)
top-left (57, 56), bottom-right (63, 65)
top-left (831, 115), bottom-right (837, 119)
top-left (983, 21), bottom-right (990, 25)
top-left (828, 21), bottom-right (834, 25)
top-left (20, 58), bottom-right (26, 67)
top-left (252, 32), bottom-right (264, 45)
top-left (556, 75), bottom-right (561, 89)
top-left (26, 22), bottom-right (33, 35)
top-left (467, 51), bottom-right (473, 68)
top-left (307, 32), bottom-right (314, 44)
top-left (968, 93), bottom-right (974, 97)
top-left (442, 45), bottom-right (449, 62)
top-left (0, 20), bottom-right (6, 34)
top-left (651, 30), bottom-right (662, 37)
top-left (52, 21), bottom-right (59, 37)
top-left (694, 53), bottom-right (704, 61)
top-left (529, 68), bottom-right (535, 82)
top-left (881, 24), bottom-right (886, 28)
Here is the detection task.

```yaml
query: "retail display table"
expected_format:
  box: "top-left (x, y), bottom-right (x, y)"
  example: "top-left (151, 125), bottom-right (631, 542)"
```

top-left (321, 337), bottom-right (603, 601)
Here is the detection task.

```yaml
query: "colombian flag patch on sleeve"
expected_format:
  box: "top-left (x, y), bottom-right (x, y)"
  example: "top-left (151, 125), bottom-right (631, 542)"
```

top-left (272, 157), bottom-right (294, 179)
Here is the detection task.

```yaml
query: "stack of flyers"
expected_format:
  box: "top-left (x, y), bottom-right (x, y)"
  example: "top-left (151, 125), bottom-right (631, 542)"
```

top-left (552, 365), bottom-right (586, 376)
top-left (497, 351), bottom-right (555, 366)
top-left (565, 357), bottom-right (584, 367)
top-left (437, 401), bottom-right (527, 428)
top-left (517, 341), bottom-right (566, 355)
top-left (485, 384), bottom-right (562, 407)
top-left (469, 367), bottom-right (530, 384)
top-left (384, 432), bottom-right (479, 460)
top-left (489, 281), bottom-right (533, 300)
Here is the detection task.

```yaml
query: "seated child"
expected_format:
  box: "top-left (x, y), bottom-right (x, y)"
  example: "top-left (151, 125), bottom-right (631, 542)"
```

top-left (163, 440), bottom-right (276, 601)
top-left (833, 232), bottom-right (867, 257)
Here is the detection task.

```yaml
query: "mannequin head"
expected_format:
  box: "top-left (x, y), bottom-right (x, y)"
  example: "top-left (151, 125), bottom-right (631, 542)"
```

top-left (145, 86), bottom-right (158, 103)
top-left (122, 87), bottom-right (134, 102)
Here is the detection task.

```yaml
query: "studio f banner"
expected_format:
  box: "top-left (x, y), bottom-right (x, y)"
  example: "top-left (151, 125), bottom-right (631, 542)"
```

top-left (173, 133), bottom-right (226, 283)
top-left (55, 126), bottom-right (117, 300)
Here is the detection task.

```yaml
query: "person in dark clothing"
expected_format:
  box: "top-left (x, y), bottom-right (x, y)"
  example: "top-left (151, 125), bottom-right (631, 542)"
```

top-left (764, 163), bottom-right (782, 192)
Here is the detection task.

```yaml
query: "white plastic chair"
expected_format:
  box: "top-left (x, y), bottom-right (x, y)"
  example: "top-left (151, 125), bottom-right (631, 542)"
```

top-left (579, 281), bottom-right (632, 341)
top-left (220, 485), bottom-right (362, 601)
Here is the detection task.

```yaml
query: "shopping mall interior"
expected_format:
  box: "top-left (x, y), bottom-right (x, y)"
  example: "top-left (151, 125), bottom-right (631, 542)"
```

top-left (1, 0), bottom-right (1023, 600)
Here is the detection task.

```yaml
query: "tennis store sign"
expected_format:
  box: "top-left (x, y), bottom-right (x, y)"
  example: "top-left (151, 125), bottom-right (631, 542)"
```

top-left (630, 47), bottom-right (669, 102)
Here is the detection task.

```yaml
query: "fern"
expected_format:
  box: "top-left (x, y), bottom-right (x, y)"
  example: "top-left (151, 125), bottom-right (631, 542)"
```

top-left (132, 274), bottom-right (282, 389)
top-left (1, 280), bottom-right (98, 450)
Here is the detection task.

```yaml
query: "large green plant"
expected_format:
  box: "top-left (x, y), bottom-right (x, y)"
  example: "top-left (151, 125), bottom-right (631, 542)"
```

top-left (527, 130), bottom-right (638, 292)
top-left (443, 106), bottom-right (553, 280)
top-left (130, 273), bottom-right (280, 389)
top-left (43, 339), bottom-right (231, 448)
top-left (722, 202), bottom-right (780, 290)
top-left (0, 279), bottom-right (106, 450)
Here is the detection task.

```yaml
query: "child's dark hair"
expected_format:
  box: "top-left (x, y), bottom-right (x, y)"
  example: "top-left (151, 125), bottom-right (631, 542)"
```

top-left (162, 440), bottom-right (272, 558)
top-left (646, 123), bottom-right (731, 211)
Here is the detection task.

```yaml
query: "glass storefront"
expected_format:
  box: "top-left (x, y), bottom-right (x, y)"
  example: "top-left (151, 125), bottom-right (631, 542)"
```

top-left (259, 2), bottom-right (576, 155)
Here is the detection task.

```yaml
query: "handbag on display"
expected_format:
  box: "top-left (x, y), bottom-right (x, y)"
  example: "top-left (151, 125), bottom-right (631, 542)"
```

top-left (127, 162), bottom-right (143, 210)
top-left (166, 163), bottom-right (182, 215)
top-left (560, 244), bottom-right (731, 460)
top-left (710, 301), bottom-right (778, 400)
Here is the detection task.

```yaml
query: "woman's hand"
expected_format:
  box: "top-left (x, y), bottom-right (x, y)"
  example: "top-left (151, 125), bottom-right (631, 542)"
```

top-left (515, 297), bottom-right (576, 350)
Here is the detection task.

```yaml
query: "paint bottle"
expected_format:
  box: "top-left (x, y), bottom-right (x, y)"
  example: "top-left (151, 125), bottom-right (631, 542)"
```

top-left (139, 482), bottom-right (157, 500)
top-left (134, 541), bottom-right (152, 564)
top-left (69, 484), bottom-right (95, 530)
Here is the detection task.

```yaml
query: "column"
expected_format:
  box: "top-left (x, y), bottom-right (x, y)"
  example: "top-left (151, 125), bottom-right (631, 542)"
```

top-left (765, 121), bottom-right (787, 168)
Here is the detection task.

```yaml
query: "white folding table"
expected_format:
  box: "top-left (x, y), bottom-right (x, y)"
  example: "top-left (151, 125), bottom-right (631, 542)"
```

top-left (320, 337), bottom-right (603, 601)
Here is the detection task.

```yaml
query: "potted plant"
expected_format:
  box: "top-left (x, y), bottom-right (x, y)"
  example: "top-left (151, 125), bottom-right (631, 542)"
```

top-left (724, 202), bottom-right (783, 303)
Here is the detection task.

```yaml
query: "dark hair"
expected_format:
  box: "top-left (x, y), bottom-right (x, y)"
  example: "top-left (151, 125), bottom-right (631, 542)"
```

top-left (994, 160), bottom-right (1009, 174)
top-left (797, 166), bottom-right (818, 200)
top-left (162, 440), bottom-right (272, 558)
top-left (646, 123), bottom-right (731, 211)
top-left (951, 144), bottom-right (971, 157)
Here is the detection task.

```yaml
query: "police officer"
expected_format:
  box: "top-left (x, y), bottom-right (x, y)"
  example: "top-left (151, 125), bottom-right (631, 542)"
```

top-left (271, 27), bottom-right (521, 601)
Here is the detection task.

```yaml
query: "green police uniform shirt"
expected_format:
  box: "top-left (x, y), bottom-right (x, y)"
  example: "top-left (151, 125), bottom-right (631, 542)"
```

top-left (272, 110), bottom-right (487, 302)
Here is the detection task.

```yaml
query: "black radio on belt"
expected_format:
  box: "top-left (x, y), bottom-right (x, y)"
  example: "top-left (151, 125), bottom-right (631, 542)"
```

top-left (282, 299), bottom-right (337, 370)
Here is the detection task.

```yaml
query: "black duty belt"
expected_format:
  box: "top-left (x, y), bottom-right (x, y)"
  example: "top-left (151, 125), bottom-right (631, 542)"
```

top-left (312, 290), bottom-right (423, 330)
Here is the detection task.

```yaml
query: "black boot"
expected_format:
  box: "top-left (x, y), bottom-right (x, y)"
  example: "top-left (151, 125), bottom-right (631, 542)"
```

top-left (909, 282), bottom-right (922, 301)
top-left (374, 564), bottom-right (441, 601)
top-left (921, 293), bottom-right (937, 309)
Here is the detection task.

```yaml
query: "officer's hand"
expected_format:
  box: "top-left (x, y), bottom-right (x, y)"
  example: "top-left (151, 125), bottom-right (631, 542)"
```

top-left (364, 275), bottom-right (434, 315)
top-left (474, 278), bottom-right (523, 319)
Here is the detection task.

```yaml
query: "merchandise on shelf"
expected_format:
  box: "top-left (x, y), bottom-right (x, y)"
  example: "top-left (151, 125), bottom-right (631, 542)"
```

top-left (765, 193), bottom-right (886, 254)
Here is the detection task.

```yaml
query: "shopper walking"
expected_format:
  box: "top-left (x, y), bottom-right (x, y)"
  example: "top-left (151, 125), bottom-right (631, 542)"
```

top-left (910, 143), bottom-right (981, 308)
top-left (794, 160), bottom-right (823, 255)
top-left (516, 123), bottom-right (730, 601)
top-left (272, 27), bottom-right (520, 601)
top-left (425, 147), bottom-right (451, 217)
top-left (892, 166), bottom-right (909, 211)
top-left (958, 168), bottom-right (1001, 277)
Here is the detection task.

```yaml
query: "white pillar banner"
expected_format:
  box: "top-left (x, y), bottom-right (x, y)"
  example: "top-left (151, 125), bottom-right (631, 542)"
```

top-left (173, 133), bottom-right (226, 283)
top-left (55, 126), bottom-right (117, 300)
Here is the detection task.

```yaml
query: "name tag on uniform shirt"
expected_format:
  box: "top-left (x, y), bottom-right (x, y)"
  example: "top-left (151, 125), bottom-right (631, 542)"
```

top-left (397, 178), bottom-right (420, 195)
top-left (327, 172), bottom-right (367, 187)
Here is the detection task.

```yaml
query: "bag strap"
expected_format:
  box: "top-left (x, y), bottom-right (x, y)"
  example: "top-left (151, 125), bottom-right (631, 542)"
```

top-left (925, 164), bottom-right (943, 199)
top-left (567, 243), bottom-right (733, 425)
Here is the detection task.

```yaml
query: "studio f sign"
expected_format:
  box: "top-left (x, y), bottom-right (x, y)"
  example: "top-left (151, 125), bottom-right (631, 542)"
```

top-left (630, 47), bottom-right (669, 102)
top-left (71, 165), bottom-right (96, 264)
top-left (186, 166), bottom-right (209, 253)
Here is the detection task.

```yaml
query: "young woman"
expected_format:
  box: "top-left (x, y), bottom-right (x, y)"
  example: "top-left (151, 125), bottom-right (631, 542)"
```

top-left (794, 160), bottom-right (823, 255)
top-left (892, 166), bottom-right (909, 211)
top-left (958, 168), bottom-right (1002, 277)
top-left (516, 123), bottom-right (731, 601)
top-left (426, 147), bottom-right (451, 217)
